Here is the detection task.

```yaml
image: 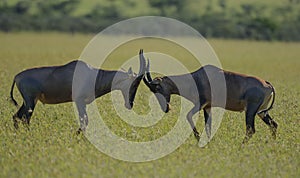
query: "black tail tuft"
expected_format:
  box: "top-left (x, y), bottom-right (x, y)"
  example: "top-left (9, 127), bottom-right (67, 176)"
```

top-left (265, 81), bottom-right (275, 110)
top-left (10, 80), bottom-right (18, 107)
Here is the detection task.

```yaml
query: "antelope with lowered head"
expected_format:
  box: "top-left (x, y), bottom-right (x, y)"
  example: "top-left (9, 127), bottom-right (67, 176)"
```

top-left (10, 49), bottom-right (146, 133)
top-left (143, 58), bottom-right (277, 143)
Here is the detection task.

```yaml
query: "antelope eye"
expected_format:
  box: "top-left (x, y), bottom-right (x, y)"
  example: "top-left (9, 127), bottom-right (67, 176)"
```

top-left (156, 85), bottom-right (161, 90)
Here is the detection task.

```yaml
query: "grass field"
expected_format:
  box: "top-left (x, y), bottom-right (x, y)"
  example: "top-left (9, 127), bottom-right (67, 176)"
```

top-left (0, 32), bottom-right (299, 177)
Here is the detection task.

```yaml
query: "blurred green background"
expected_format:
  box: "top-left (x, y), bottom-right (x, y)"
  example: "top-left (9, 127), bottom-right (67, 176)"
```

top-left (1, 0), bottom-right (300, 41)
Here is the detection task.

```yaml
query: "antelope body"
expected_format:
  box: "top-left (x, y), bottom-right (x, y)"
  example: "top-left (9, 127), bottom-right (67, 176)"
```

top-left (143, 60), bottom-right (277, 143)
top-left (10, 50), bottom-right (146, 132)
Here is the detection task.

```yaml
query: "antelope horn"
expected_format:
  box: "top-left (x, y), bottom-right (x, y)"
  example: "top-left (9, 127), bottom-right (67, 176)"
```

top-left (138, 49), bottom-right (146, 76)
top-left (146, 58), bottom-right (153, 82)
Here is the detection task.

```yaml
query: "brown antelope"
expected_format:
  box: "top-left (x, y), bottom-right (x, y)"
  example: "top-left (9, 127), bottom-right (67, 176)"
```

top-left (10, 50), bottom-right (146, 133)
top-left (143, 58), bottom-right (277, 143)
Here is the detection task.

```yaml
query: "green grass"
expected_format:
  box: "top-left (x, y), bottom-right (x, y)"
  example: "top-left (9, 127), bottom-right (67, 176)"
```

top-left (0, 32), bottom-right (299, 177)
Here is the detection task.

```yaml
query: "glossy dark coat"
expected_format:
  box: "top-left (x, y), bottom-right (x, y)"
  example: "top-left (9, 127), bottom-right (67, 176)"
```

top-left (143, 61), bottom-right (277, 143)
top-left (10, 50), bottom-right (146, 132)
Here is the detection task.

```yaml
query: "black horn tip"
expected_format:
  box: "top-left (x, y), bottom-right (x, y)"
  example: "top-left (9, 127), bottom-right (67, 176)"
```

top-left (138, 49), bottom-right (146, 76)
top-left (146, 58), bottom-right (150, 70)
top-left (145, 58), bottom-right (153, 82)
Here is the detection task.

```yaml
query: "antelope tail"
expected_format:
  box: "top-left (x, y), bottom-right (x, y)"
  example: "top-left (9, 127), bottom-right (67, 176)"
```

top-left (10, 80), bottom-right (18, 107)
top-left (257, 81), bottom-right (275, 114)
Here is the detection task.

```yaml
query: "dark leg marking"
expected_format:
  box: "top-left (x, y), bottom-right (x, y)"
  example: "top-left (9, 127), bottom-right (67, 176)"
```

top-left (204, 107), bottom-right (212, 139)
top-left (186, 103), bottom-right (206, 141)
top-left (13, 79), bottom-right (39, 128)
top-left (243, 88), bottom-right (264, 144)
top-left (75, 100), bottom-right (88, 134)
top-left (13, 103), bottom-right (26, 129)
top-left (243, 102), bottom-right (262, 144)
top-left (23, 97), bottom-right (36, 125)
top-left (258, 112), bottom-right (278, 139)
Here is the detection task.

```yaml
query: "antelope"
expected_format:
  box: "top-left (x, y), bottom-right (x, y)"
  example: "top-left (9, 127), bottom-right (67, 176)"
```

top-left (143, 58), bottom-right (277, 143)
top-left (10, 49), bottom-right (146, 133)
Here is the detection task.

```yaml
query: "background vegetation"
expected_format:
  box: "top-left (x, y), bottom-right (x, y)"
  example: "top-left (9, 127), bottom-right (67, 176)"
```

top-left (1, 0), bottom-right (300, 41)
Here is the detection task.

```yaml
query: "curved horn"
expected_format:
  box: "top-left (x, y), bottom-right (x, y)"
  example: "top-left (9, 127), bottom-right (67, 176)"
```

top-left (138, 49), bottom-right (146, 76)
top-left (146, 58), bottom-right (153, 82)
top-left (143, 76), bottom-right (152, 88)
top-left (143, 58), bottom-right (153, 88)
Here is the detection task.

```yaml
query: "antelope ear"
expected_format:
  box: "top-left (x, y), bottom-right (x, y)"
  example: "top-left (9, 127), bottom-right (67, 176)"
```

top-left (128, 67), bottom-right (133, 75)
top-left (151, 78), bottom-right (162, 85)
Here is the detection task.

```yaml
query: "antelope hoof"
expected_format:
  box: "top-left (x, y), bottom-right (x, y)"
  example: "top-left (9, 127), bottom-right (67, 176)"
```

top-left (76, 127), bottom-right (86, 135)
top-left (21, 119), bottom-right (30, 127)
top-left (13, 120), bottom-right (19, 129)
top-left (242, 133), bottom-right (253, 144)
top-left (13, 116), bottom-right (19, 129)
top-left (194, 132), bottom-right (200, 142)
top-left (270, 123), bottom-right (277, 140)
top-left (193, 128), bottom-right (200, 141)
top-left (271, 128), bottom-right (277, 140)
top-left (76, 128), bottom-right (82, 135)
top-left (242, 137), bottom-right (249, 144)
